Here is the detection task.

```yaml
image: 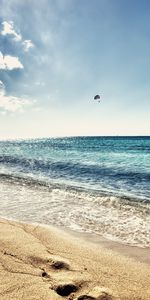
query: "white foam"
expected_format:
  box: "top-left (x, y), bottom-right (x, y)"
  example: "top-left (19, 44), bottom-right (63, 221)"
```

top-left (0, 180), bottom-right (149, 248)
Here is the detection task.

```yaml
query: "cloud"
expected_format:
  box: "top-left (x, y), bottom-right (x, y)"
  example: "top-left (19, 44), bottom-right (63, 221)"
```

top-left (1, 21), bottom-right (35, 52)
top-left (23, 39), bottom-right (34, 52)
top-left (0, 80), bottom-right (32, 112)
top-left (0, 51), bottom-right (23, 70)
top-left (1, 21), bottom-right (22, 41)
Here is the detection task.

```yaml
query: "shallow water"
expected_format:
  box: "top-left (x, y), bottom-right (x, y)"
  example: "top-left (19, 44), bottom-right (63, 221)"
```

top-left (0, 136), bottom-right (150, 247)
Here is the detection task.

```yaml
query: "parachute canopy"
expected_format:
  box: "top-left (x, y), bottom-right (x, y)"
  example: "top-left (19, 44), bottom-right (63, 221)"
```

top-left (94, 94), bottom-right (100, 100)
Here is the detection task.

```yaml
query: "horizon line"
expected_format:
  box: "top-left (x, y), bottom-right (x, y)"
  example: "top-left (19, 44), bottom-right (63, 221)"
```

top-left (0, 135), bottom-right (150, 142)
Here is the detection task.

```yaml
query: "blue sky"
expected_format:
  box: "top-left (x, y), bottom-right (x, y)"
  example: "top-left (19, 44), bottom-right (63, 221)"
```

top-left (0, 0), bottom-right (150, 139)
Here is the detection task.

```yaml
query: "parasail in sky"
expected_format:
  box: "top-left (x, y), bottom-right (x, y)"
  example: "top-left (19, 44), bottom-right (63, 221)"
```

top-left (94, 94), bottom-right (100, 102)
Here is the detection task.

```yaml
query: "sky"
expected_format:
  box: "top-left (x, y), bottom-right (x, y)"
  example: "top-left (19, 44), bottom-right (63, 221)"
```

top-left (0, 0), bottom-right (150, 139)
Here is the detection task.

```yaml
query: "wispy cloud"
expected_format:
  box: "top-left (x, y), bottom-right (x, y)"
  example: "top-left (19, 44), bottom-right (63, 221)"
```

top-left (22, 39), bottom-right (34, 52)
top-left (0, 51), bottom-right (23, 70)
top-left (0, 80), bottom-right (32, 112)
top-left (1, 21), bottom-right (22, 41)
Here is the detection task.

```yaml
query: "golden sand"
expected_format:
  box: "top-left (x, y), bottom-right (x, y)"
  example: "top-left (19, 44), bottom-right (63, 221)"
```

top-left (0, 218), bottom-right (149, 300)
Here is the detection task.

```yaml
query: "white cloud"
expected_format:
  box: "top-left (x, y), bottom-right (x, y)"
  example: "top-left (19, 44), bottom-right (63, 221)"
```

top-left (23, 39), bottom-right (34, 52)
top-left (0, 80), bottom-right (32, 112)
top-left (1, 21), bottom-right (34, 52)
top-left (1, 21), bottom-right (22, 41)
top-left (0, 51), bottom-right (23, 70)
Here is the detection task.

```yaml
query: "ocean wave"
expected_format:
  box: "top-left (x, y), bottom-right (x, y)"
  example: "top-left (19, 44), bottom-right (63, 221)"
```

top-left (0, 174), bottom-right (149, 248)
top-left (0, 154), bottom-right (150, 206)
top-left (0, 172), bottom-right (149, 205)
top-left (0, 154), bottom-right (150, 180)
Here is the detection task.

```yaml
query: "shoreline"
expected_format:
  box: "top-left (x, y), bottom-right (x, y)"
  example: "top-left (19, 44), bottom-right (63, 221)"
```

top-left (0, 218), bottom-right (150, 300)
top-left (0, 176), bottom-right (149, 251)
top-left (1, 216), bottom-right (150, 265)
top-left (61, 226), bottom-right (150, 265)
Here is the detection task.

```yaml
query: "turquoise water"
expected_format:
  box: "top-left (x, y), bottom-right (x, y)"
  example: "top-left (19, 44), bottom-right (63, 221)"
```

top-left (0, 136), bottom-right (149, 247)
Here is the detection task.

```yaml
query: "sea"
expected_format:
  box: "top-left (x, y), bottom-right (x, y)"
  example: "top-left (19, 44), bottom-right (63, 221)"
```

top-left (0, 136), bottom-right (149, 248)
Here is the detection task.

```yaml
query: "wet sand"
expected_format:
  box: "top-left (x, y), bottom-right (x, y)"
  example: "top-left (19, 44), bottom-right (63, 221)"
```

top-left (0, 218), bottom-right (150, 300)
top-left (67, 229), bottom-right (150, 265)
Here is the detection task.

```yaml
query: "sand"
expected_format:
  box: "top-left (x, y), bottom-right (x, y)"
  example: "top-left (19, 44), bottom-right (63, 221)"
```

top-left (0, 218), bottom-right (150, 300)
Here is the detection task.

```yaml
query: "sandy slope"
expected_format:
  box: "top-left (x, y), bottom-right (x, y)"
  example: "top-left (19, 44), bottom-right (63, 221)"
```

top-left (0, 218), bottom-right (149, 300)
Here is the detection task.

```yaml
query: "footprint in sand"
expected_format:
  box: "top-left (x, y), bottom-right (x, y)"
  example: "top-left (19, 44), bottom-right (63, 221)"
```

top-left (29, 255), bottom-right (70, 275)
top-left (51, 260), bottom-right (70, 270)
top-left (53, 282), bottom-right (114, 300)
top-left (77, 294), bottom-right (112, 300)
top-left (29, 255), bottom-right (114, 300)
top-left (54, 283), bottom-right (78, 297)
top-left (77, 287), bottom-right (113, 300)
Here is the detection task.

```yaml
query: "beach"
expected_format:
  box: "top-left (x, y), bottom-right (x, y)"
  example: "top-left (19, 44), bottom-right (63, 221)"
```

top-left (1, 0), bottom-right (150, 297)
top-left (0, 218), bottom-right (150, 300)
top-left (0, 137), bottom-right (150, 299)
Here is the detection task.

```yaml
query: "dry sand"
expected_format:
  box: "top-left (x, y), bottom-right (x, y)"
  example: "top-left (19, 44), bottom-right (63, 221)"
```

top-left (0, 218), bottom-right (150, 300)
